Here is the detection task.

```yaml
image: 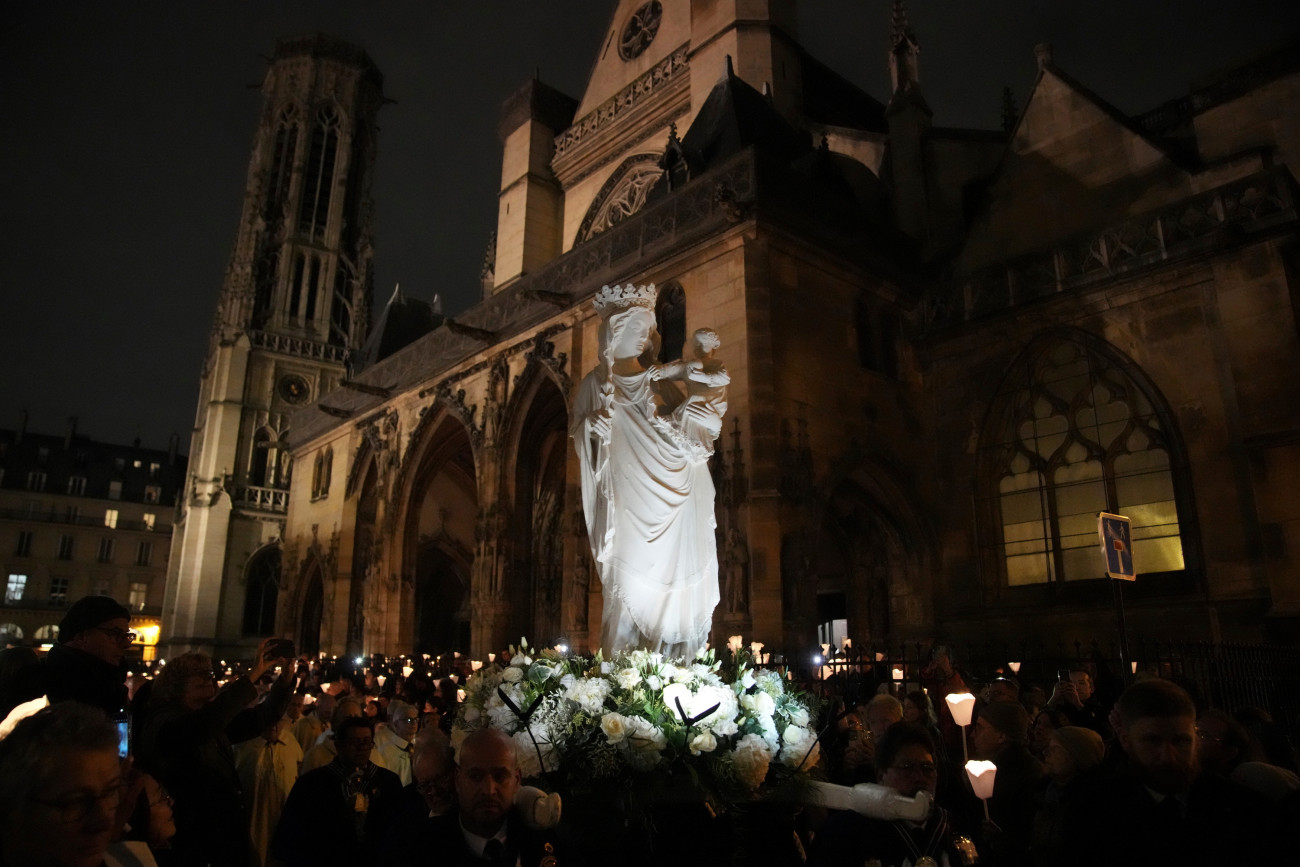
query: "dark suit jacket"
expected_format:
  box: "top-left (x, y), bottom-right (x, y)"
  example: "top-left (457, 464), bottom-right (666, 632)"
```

top-left (271, 760), bottom-right (404, 867)
top-left (379, 807), bottom-right (558, 866)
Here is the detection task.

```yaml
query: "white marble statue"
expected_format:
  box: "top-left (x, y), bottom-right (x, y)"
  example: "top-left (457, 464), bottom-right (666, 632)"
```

top-left (570, 284), bottom-right (728, 657)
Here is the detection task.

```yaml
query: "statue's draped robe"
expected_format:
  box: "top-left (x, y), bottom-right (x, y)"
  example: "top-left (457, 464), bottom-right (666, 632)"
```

top-left (572, 366), bottom-right (720, 657)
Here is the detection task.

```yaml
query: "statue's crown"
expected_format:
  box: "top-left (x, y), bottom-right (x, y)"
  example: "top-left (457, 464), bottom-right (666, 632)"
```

top-left (593, 283), bottom-right (657, 317)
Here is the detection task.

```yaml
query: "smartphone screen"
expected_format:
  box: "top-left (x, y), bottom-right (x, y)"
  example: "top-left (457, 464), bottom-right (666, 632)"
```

top-left (116, 718), bottom-right (130, 758)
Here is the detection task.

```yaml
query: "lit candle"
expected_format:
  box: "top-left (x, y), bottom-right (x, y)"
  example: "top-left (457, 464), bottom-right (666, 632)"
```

top-left (470, 660), bottom-right (483, 672)
top-left (1008, 661), bottom-right (1021, 673)
top-left (966, 760), bottom-right (997, 799)
top-left (945, 692), bottom-right (977, 727)
top-left (891, 667), bottom-right (904, 682)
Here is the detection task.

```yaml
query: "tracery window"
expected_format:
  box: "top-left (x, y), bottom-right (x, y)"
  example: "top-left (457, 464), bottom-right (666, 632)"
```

top-left (575, 155), bottom-right (663, 243)
top-left (264, 105), bottom-right (298, 221)
top-left (241, 548), bottom-right (282, 635)
top-left (982, 334), bottom-right (1186, 586)
top-left (299, 105), bottom-right (340, 238)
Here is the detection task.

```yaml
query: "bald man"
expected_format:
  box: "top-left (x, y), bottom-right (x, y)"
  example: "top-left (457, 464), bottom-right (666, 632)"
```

top-left (379, 728), bottom-right (559, 865)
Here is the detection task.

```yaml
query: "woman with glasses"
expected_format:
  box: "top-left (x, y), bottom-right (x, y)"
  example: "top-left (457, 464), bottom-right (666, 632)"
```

top-left (136, 638), bottom-right (294, 867)
top-left (0, 701), bottom-right (126, 867)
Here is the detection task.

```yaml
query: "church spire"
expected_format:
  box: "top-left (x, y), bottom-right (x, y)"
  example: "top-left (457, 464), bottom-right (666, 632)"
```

top-left (889, 0), bottom-right (921, 95)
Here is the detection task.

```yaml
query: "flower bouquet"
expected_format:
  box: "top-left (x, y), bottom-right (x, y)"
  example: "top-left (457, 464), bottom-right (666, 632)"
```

top-left (453, 638), bottom-right (822, 862)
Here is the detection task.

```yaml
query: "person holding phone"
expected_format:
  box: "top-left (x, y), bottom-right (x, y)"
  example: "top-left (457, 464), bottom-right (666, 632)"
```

top-left (137, 637), bottom-right (294, 867)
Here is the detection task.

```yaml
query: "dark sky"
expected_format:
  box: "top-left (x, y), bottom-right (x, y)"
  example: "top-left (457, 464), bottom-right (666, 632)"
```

top-left (3, 1), bottom-right (1297, 450)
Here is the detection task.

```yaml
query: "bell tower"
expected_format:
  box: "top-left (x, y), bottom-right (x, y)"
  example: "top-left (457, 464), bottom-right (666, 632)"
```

top-left (162, 35), bottom-right (384, 656)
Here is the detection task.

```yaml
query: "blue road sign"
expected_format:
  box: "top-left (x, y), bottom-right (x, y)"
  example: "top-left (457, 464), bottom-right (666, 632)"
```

top-left (1098, 512), bottom-right (1135, 580)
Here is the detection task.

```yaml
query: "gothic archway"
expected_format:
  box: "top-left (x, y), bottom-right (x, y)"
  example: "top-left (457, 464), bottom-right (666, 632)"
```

top-left (400, 411), bottom-right (478, 655)
top-left (298, 561), bottom-right (324, 656)
top-left (505, 374), bottom-right (569, 646)
top-left (241, 544), bottom-right (282, 636)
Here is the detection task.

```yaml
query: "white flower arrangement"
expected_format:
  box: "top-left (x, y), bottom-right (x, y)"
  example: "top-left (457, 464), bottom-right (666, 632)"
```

top-left (454, 638), bottom-right (821, 801)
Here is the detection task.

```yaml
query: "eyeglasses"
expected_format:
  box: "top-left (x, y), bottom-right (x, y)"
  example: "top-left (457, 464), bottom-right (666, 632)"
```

top-left (95, 627), bottom-right (137, 643)
top-left (396, 716), bottom-right (419, 725)
top-left (890, 761), bottom-right (938, 776)
top-left (149, 786), bottom-right (175, 808)
top-left (1195, 729), bottom-right (1223, 743)
top-left (32, 782), bottom-right (127, 822)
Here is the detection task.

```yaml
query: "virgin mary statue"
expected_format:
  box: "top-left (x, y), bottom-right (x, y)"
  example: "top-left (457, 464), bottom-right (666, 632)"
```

top-left (570, 283), bottom-right (728, 657)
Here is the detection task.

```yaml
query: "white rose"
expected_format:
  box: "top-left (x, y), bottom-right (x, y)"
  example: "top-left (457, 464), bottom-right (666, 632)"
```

top-left (787, 705), bottom-right (810, 728)
top-left (616, 668), bottom-right (641, 690)
top-left (741, 670), bottom-right (756, 690)
top-left (600, 712), bottom-right (628, 744)
top-left (780, 724), bottom-right (820, 769)
top-left (502, 666), bottom-right (523, 683)
top-left (741, 691), bottom-right (775, 718)
top-left (599, 661), bottom-right (613, 675)
top-left (690, 731), bottom-right (718, 755)
top-left (627, 717), bottom-right (667, 752)
top-left (645, 674), bottom-right (663, 692)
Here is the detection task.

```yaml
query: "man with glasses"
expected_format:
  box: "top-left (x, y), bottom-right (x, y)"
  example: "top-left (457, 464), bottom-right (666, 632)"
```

top-left (272, 716), bottom-right (403, 866)
top-left (41, 595), bottom-right (134, 717)
top-left (810, 723), bottom-right (980, 866)
top-left (372, 698), bottom-right (419, 785)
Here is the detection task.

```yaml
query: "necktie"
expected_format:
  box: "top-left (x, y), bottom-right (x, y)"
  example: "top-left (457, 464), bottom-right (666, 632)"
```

top-left (482, 838), bottom-right (505, 866)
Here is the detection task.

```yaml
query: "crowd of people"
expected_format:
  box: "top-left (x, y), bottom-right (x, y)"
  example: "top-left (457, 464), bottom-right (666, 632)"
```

top-left (1, 597), bottom-right (1297, 866)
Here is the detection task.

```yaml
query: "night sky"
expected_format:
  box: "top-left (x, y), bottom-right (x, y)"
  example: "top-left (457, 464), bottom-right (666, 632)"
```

top-left (3, 1), bottom-right (1297, 451)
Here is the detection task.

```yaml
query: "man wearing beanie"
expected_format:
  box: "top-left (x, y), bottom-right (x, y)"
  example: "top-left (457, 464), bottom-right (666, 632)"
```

top-left (970, 700), bottom-right (1044, 861)
top-left (40, 595), bottom-right (132, 716)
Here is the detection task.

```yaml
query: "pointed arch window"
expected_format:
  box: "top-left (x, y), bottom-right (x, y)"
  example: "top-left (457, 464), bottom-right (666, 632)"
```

top-left (983, 335), bottom-right (1187, 586)
top-left (264, 105), bottom-right (298, 222)
top-left (241, 547), bottom-right (282, 635)
top-left (656, 281), bottom-right (686, 363)
top-left (299, 105), bottom-right (341, 238)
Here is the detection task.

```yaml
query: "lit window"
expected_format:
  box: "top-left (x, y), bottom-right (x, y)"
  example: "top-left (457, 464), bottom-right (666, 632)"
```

top-left (136, 541), bottom-right (153, 567)
top-left (14, 531), bottom-right (32, 557)
top-left (129, 582), bottom-right (147, 611)
top-left (142, 513), bottom-right (156, 531)
top-left (105, 509), bottom-right (118, 529)
top-left (133, 460), bottom-right (142, 469)
top-left (149, 462), bottom-right (161, 479)
top-left (67, 476), bottom-right (87, 496)
top-left (57, 535), bottom-right (74, 560)
top-left (98, 538), bottom-right (114, 563)
top-left (982, 334), bottom-right (1186, 586)
top-left (5, 574), bottom-right (26, 604)
top-left (49, 576), bottom-right (69, 606)
top-left (144, 485), bottom-right (161, 504)
top-left (34, 624), bottom-right (59, 640)
top-left (108, 480), bottom-right (122, 501)
top-left (26, 471), bottom-right (46, 492)
top-left (0, 623), bottom-right (23, 642)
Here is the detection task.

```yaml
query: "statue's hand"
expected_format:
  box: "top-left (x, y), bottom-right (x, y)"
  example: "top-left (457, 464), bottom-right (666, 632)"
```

top-left (587, 412), bottom-right (612, 440)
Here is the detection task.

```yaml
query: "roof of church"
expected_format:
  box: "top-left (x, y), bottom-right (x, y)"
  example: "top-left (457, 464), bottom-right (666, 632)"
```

top-left (354, 285), bottom-right (442, 370)
top-left (676, 57), bottom-right (815, 172)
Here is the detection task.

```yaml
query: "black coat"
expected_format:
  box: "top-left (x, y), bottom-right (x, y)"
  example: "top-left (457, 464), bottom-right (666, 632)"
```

top-left (272, 760), bottom-right (405, 866)
top-left (379, 807), bottom-right (559, 867)
top-left (40, 643), bottom-right (128, 717)
top-left (138, 675), bottom-right (291, 867)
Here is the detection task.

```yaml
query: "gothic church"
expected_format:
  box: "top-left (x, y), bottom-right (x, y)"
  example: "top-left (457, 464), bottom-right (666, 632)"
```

top-left (162, 1), bottom-right (1300, 662)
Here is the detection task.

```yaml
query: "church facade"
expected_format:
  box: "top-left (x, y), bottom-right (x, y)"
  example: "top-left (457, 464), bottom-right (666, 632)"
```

top-left (163, 1), bottom-right (1300, 662)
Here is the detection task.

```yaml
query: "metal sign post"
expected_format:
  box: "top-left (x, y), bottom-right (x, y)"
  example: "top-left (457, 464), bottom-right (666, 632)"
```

top-left (1099, 512), bottom-right (1135, 682)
